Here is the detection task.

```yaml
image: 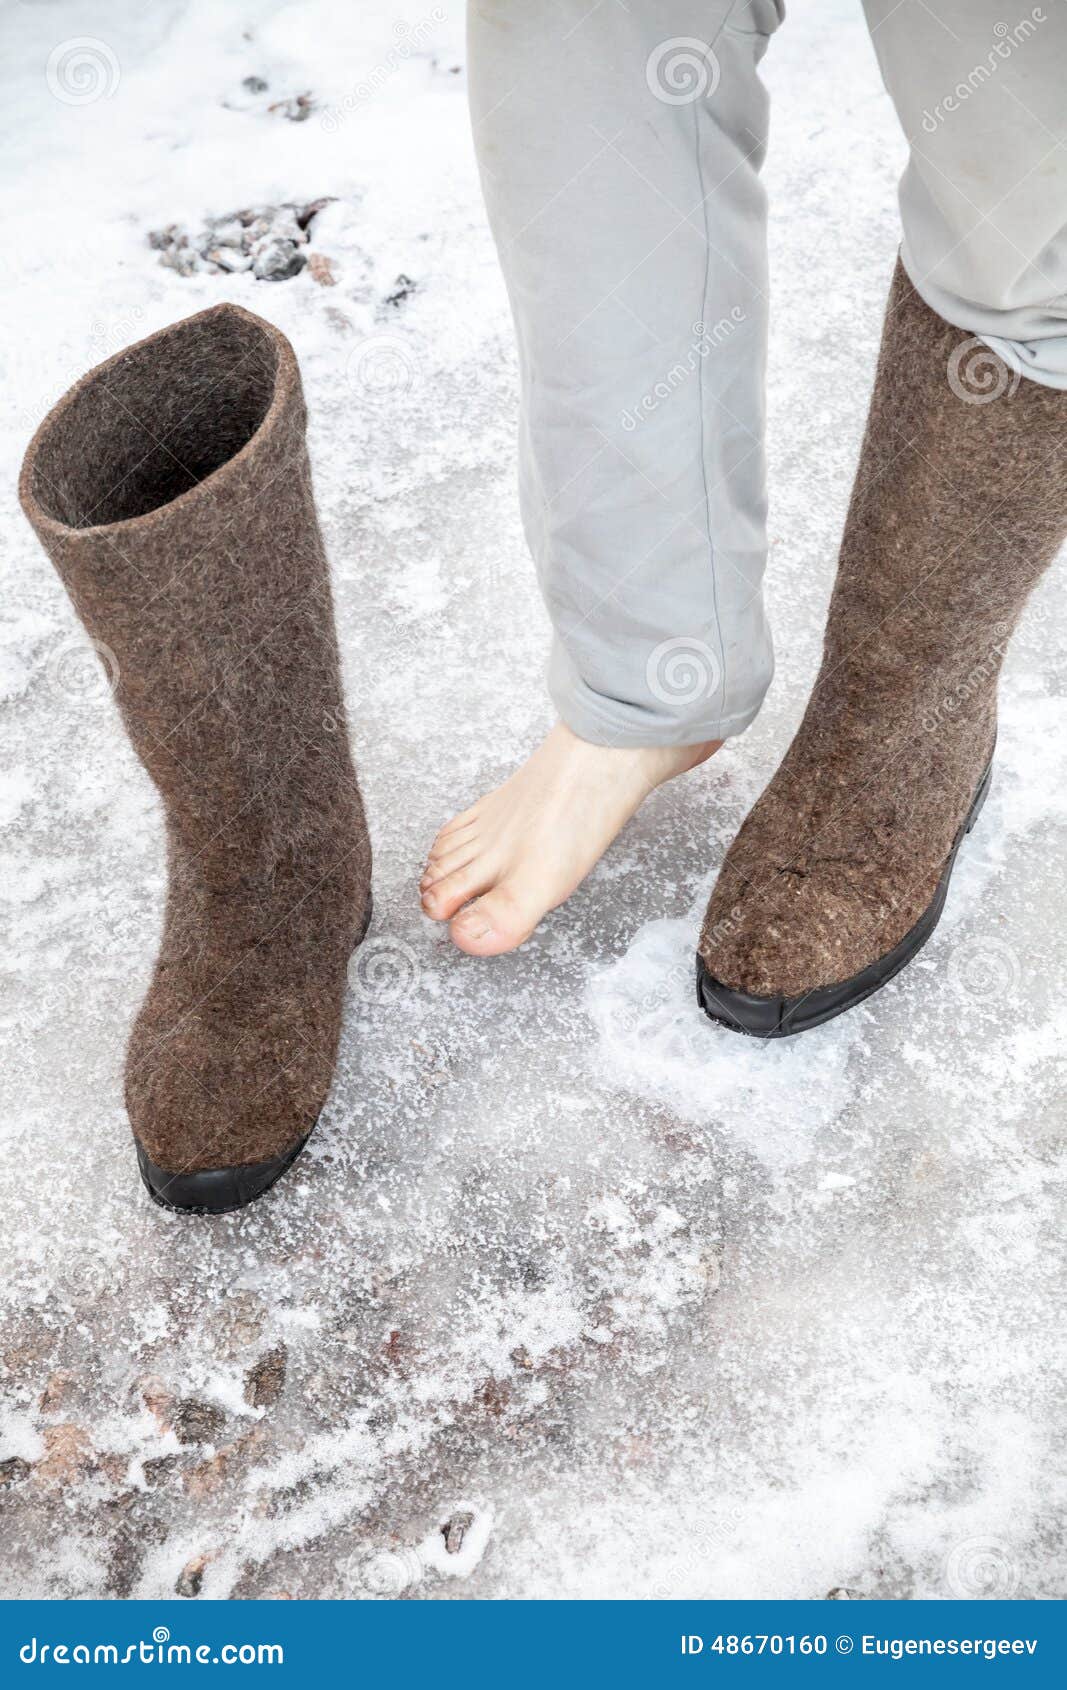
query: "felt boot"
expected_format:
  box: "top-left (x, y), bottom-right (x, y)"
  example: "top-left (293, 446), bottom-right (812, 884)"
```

top-left (698, 261), bottom-right (1066, 1037)
top-left (20, 304), bottom-right (372, 1208)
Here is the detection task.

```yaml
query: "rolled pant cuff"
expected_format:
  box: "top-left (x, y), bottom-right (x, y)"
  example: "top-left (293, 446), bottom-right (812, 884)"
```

top-left (551, 677), bottom-right (767, 750)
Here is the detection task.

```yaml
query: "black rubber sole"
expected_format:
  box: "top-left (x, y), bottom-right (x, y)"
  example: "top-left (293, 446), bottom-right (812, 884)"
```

top-left (135, 1131), bottom-right (313, 1216)
top-left (697, 759), bottom-right (994, 1040)
top-left (136, 892), bottom-right (373, 1215)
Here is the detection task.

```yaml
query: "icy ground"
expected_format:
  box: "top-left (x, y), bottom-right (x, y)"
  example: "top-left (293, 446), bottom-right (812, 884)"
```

top-left (1, 0), bottom-right (1065, 1601)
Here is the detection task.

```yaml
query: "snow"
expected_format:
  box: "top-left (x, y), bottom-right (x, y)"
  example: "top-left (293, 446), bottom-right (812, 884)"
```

top-left (363, 1504), bottom-right (494, 1594)
top-left (1, 0), bottom-right (1064, 1601)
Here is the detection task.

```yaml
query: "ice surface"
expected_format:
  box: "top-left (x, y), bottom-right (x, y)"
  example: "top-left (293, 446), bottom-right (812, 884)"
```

top-left (1, 0), bottom-right (1064, 1601)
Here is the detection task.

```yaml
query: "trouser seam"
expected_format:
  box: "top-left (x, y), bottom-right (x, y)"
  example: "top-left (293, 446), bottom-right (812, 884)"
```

top-left (692, 97), bottom-right (731, 733)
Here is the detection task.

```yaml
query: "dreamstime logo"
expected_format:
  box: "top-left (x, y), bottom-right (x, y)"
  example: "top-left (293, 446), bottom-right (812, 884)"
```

top-left (646, 636), bottom-right (722, 708)
top-left (646, 37), bottom-right (721, 105)
top-left (18, 1626), bottom-right (283, 1667)
top-left (45, 636), bottom-right (119, 705)
top-left (920, 623), bottom-right (1009, 733)
top-left (609, 950), bottom-right (697, 1043)
top-left (621, 311), bottom-right (746, 431)
top-left (46, 37), bottom-right (120, 106)
top-left (944, 1536), bottom-right (1019, 1598)
top-left (947, 936), bottom-right (1021, 1005)
top-left (88, 307), bottom-right (146, 358)
top-left (348, 936), bottom-right (420, 1005)
top-left (45, 957), bottom-right (98, 1024)
top-left (361, 1546), bottom-right (425, 1594)
top-left (947, 338), bottom-right (1020, 405)
top-left (646, 1512), bottom-right (744, 1598)
top-left (321, 7), bottom-right (447, 132)
top-left (346, 333), bottom-right (422, 398)
top-left (357, 1506), bottom-right (491, 1596)
top-left (920, 10), bottom-right (1046, 133)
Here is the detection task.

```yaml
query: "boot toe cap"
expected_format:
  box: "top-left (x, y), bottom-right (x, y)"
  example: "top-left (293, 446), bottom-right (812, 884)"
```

top-left (134, 1133), bottom-right (311, 1214)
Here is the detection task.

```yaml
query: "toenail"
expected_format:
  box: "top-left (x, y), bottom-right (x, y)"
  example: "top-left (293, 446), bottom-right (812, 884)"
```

top-left (455, 910), bottom-right (492, 940)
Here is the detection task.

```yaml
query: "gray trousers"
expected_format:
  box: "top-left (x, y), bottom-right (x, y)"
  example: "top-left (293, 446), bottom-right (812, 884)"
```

top-left (468, 0), bottom-right (1067, 745)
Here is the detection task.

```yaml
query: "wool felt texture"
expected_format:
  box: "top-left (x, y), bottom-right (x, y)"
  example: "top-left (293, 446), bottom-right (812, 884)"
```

top-left (699, 260), bottom-right (1066, 1000)
top-left (20, 303), bottom-right (371, 1177)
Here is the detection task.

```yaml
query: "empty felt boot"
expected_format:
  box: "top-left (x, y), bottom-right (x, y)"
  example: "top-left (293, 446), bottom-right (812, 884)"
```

top-left (20, 304), bottom-right (371, 1209)
top-left (698, 260), bottom-right (1066, 1037)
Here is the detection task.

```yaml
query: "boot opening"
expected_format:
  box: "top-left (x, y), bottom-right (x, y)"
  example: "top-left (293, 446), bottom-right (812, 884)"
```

top-left (28, 306), bottom-right (280, 529)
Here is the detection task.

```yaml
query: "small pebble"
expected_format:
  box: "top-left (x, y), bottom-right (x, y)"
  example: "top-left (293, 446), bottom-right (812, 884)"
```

top-left (209, 219), bottom-right (246, 249)
top-left (206, 247), bottom-right (253, 273)
top-left (244, 1344), bottom-right (288, 1409)
top-left (443, 1509), bottom-right (476, 1554)
top-left (307, 252), bottom-right (337, 287)
top-left (0, 1456), bottom-right (31, 1488)
top-left (252, 239), bottom-right (306, 282)
top-left (384, 273), bottom-right (417, 308)
top-left (268, 92), bottom-right (314, 122)
top-left (172, 1399), bottom-right (225, 1446)
top-left (141, 1455), bottom-right (178, 1489)
top-left (176, 1554), bottom-right (209, 1598)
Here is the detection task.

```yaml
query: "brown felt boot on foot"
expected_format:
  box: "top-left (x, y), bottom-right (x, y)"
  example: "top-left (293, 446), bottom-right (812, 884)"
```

top-left (20, 305), bottom-right (371, 1209)
top-left (698, 261), bottom-right (1066, 1037)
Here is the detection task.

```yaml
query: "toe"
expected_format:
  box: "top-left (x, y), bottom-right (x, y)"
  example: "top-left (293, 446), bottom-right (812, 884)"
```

top-left (435, 808), bottom-right (479, 844)
top-left (421, 859), bottom-right (495, 922)
top-left (427, 819), bottom-right (478, 861)
top-left (448, 883), bottom-right (540, 957)
top-left (421, 837), bottom-right (479, 892)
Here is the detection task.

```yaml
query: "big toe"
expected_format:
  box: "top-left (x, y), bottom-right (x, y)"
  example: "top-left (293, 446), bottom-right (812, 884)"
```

top-left (421, 857), bottom-right (494, 922)
top-left (448, 882), bottom-right (541, 957)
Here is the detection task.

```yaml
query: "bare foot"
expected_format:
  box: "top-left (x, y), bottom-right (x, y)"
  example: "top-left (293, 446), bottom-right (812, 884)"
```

top-left (420, 721), bottom-right (720, 956)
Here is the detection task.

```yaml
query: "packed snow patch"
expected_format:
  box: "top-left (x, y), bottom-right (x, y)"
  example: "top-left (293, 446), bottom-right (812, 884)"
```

top-left (587, 916), bottom-right (863, 1170)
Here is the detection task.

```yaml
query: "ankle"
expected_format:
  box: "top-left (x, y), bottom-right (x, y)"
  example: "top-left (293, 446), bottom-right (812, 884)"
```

top-left (637, 736), bottom-right (721, 785)
top-left (556, 719), bottom-right (720, 777)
